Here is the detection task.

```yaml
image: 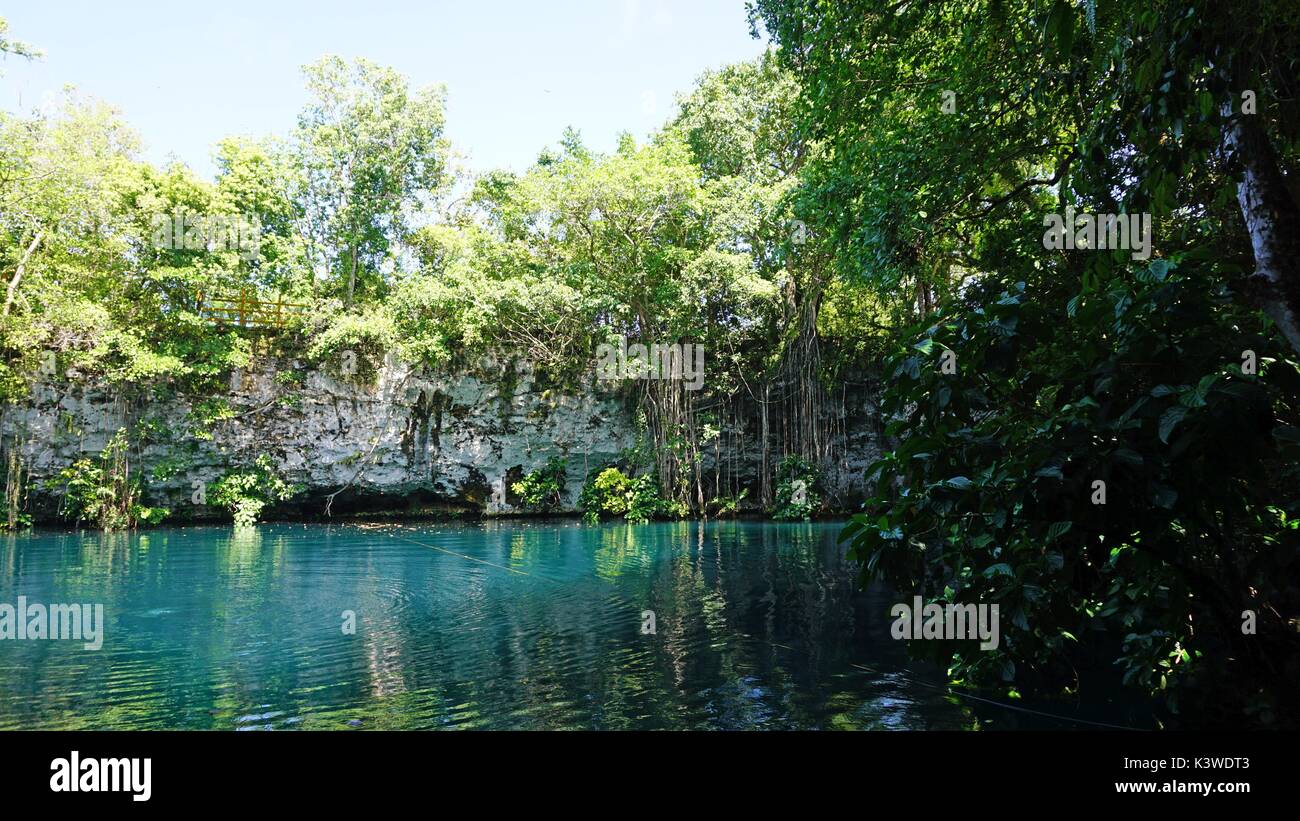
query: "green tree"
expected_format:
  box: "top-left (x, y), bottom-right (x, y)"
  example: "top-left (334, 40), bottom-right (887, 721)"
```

top-left (294, 56), bottom-right (450, 305)
top-left (754, 0), bottom-right (1300, 724)
top-left (0, 16), bottom-right (40, 64)
top-left (751, 0), bottom-right (1300, 353)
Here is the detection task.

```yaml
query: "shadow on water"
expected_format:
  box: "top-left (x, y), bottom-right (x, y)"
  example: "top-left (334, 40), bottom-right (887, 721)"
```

top-left (0, 521), bottom-right (1147, 730)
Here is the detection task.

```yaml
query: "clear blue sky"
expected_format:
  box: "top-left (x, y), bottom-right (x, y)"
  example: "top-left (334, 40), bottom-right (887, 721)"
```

top-left (1, 1), bottom-right (768, 178)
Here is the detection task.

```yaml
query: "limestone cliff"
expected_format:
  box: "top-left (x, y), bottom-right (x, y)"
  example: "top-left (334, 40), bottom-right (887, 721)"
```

top-left (1, 355), bottom-right (880, 522)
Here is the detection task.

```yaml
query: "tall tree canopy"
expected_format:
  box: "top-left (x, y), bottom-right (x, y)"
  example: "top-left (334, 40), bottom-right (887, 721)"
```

top-left (294, 56), bottom-right (450, 305)
top-left (752, 0), bottom-right (1300, 724)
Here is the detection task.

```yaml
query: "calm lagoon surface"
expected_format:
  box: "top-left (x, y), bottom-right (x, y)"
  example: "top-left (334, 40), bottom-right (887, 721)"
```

top-left (0, 520), bottom-right (1121, 730)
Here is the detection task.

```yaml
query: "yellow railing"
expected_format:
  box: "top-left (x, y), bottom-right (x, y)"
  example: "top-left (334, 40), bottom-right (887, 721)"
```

top-left (196, 290), bottom-right (310, 330)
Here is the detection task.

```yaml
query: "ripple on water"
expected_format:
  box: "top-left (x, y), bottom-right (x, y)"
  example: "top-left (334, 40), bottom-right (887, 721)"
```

top-left (0, 522), bottom-right (1017, 730)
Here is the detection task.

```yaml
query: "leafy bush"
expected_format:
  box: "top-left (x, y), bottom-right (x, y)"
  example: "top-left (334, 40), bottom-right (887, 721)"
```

top-left (47, 429), bottom-right (168, 530)
top-left (707, 488), bottom-right (749, 517)
top-left (186, 398), bottom-right (234, 440)
top-left (306, 307), bottom-right (395, 386)
top-left (511, 456), bottom-right (567, 512)
top-left (842, 261), bottom-right (1300, 725)
top-left (579, 467), bottom-right (631, 522)
top-left (772, 455), bottom-right (821, 520)
top-left (651, 483), bottom-right (689, 521)
top-left (579, 467), bottom-right (675, 524)
top-left (210, 454), bottom-right (299, 527)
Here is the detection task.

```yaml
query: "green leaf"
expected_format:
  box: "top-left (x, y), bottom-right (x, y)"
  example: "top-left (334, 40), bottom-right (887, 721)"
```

top-left (1151, 485), bottom-right (1178, 509)
top-left (1045, 1), bottom-right (1075, 58)
top-left (1114, 448), bottom-right (1144, 467)
top-left (1158, 405), bottom-right (1189, 443)
top-left (1271, 425), bottom-right (1300, 443)
top-left (1046, 521), bottom-right (1072, 542)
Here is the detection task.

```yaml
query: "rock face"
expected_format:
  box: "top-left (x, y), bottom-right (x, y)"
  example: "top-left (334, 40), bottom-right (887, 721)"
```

top-left (1, 356), bottom-right (881, 522)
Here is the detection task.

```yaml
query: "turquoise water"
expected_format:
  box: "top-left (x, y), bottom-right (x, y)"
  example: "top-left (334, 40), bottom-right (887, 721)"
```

top-left (0, 520), bottom-right (1021, 730)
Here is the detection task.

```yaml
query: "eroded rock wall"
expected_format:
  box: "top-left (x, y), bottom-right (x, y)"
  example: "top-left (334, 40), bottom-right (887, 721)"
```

top-left (1, 356), bottom-right (880, 521)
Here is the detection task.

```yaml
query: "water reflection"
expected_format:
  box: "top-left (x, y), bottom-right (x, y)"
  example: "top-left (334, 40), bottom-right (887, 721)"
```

top-left (0, 520), bottom-right (995, 730)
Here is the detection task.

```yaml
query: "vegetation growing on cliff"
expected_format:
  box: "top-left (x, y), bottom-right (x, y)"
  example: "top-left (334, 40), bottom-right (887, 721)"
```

top-left (511, 456), bottom-right (567, 513)
top-left (210, 455), bottom-right (300, 527)
top-left (0, 31), bottom-right (893, 525)
top-left (578, 467), bottom-right (682, 525)
top-left (45, 429), bottom-right (167, 530)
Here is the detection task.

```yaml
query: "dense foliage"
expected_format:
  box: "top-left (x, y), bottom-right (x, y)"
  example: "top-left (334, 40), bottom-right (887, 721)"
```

top-left (210, 454), bottom-right (300, 527)
top-left (771, 454), bottom-right (821, 520)
top-left (1, 29), bottom-right (887, 525)
top-left (45, 429), bottom-right (168, 530)
top-left (578, 467), bottom-right (683, 525)
top-left (753, 0), bottom-right (1300, 725)
top-left (511, 456), bottom-right (568, 513)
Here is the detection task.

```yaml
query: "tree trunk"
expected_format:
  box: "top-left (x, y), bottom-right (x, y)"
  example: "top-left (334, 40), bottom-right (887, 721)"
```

top-left (1225, 114), bottom-right (1300, 355)
top-left (3, 231), bottom-right (44, 317)
top-left (346, 244), bottom-right (357, 307)
top-left (759, 382), bottom-right (771, 506)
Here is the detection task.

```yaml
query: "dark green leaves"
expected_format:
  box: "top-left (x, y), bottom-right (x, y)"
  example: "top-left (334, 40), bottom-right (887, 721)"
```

top-left (1158, 405), bottom-right (1188, 443)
